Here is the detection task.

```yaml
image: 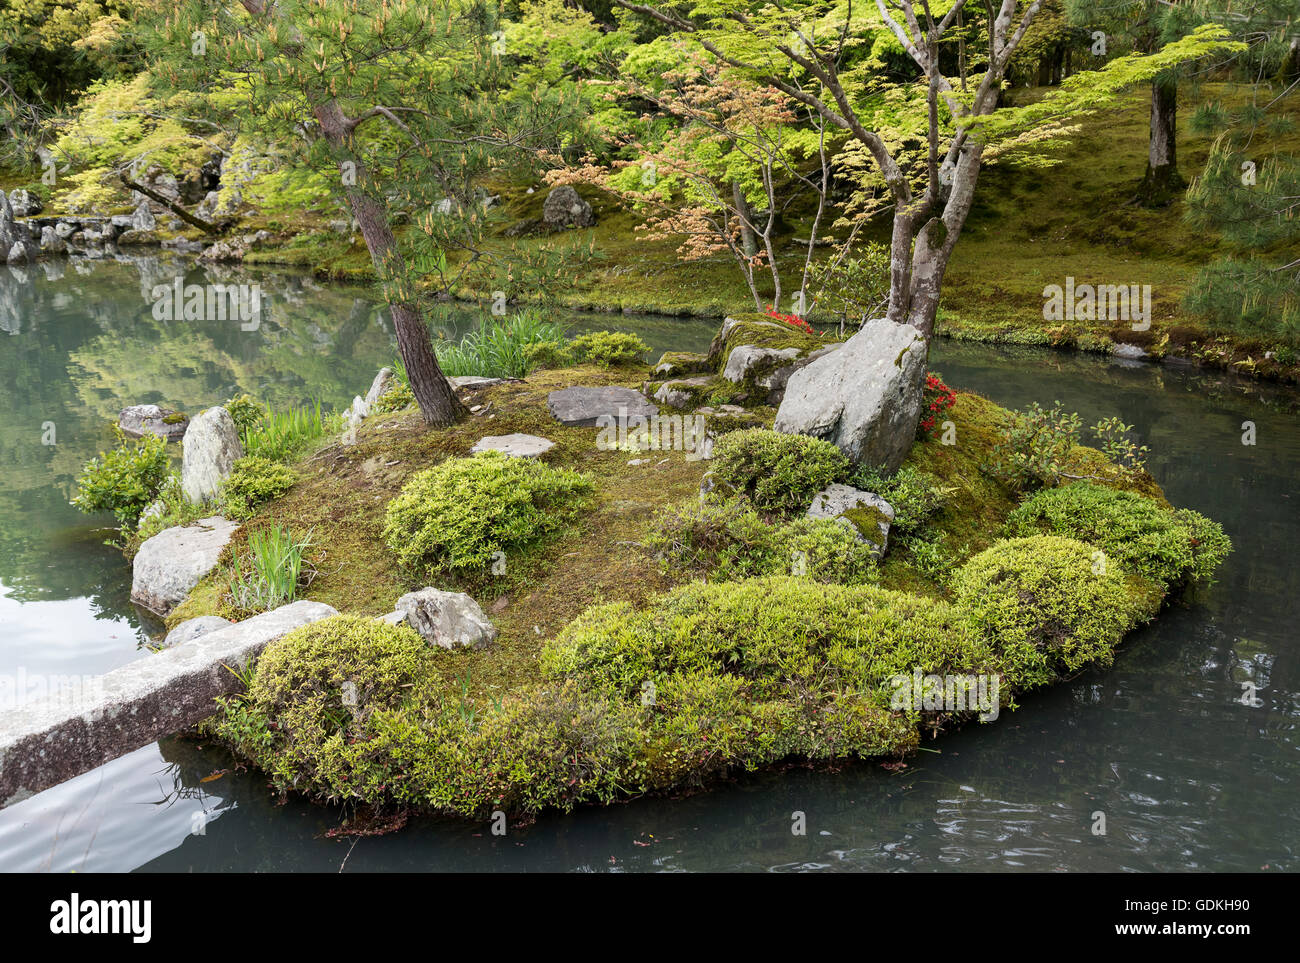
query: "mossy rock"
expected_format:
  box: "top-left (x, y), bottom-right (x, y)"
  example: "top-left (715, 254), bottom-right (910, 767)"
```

top-left (652, 351), bottom-right (711, 378)
top-left (706, 314), bottom-right (825, 371)
top-left (643, 374), bottom-right (746, 410)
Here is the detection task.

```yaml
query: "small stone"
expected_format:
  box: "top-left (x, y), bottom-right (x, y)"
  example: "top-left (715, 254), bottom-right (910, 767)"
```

top-left (806, 484), bottom-right (895, 557)
top-left (547, 386), bottom-right (658, 427)
top-left (119, 404), bottom-right (188, 441)
top-left (394, 588), bottom-right (497, 650)
top-left (470, 433), bottom-right (555, 458)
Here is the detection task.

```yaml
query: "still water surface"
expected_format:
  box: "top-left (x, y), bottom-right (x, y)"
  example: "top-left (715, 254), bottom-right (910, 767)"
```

top-left (0, 254), bottom-right (1294, 872)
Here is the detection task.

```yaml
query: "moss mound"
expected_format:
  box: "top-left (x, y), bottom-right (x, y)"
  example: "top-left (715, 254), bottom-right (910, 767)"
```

top-left (710, 427), bottom-right (849, 514)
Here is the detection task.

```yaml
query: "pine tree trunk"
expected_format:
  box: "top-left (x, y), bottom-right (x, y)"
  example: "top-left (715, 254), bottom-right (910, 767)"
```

top-left (313, 102), bottom-right (463, 427)
top-left (1137, 76), bottom-right (1185, 207)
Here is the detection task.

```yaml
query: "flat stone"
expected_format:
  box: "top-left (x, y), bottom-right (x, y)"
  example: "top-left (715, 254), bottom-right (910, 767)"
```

top-left (130, 516), bottom-right (239, 616)
top-left (118, 403), bottom-right (188, 441)
top-left (162, 615), bottom-right (234, 648)
top-left (394, 588), bottom-right (497, 650)
top-left (449, 375), bottom-right (505, 390)
top-left (1112, 342), bottom-right (1148, 360)
top-left (807, 484), bottom-right (895, 557)
top-left (470, 433), bottom-right (555, 458)
top-left (377, 610), bottom-right (408, 626)
top-left (0, 601), bottom-right (338, 809)
top-left (547, 386), bottom-right (658, 427)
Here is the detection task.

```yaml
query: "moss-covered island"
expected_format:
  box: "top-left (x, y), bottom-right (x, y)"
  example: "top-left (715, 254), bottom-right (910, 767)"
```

top-left (124, 320), bottom-right (1232, 825)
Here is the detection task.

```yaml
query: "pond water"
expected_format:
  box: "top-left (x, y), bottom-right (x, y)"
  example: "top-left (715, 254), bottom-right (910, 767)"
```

top-left (0, 255), bottom-right (1295, 872)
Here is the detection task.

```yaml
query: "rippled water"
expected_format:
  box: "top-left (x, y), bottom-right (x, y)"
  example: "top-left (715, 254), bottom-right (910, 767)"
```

top-left (0, 255), bottom-right (1295, 872)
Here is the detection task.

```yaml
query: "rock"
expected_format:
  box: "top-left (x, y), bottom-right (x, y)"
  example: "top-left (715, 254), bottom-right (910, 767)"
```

top-left (7, 242), bottom-right (29, 265)
top-left (1112, 342), bottom-right (1148, 361)
top-left (653, 375), bottom-right (715, 409)
top-left (377, 610), bottom-right (408, 626)
top-left (195, 190), bottom-right (220, 221)
top-left (162, 615), bottom-right (234, 648)
top-left (118, 403), bottom-right (189, 441)
top-left (0, 193), bottom-right (16, 252)
top-left (774, 320), bottom-right (927, 473)
top-left (363, 367), bottom-right (395, 407)
top-left (394, 588), bottom-right (498, 650)
top-left (345, 395), bottom-right (369, 429)
top-left (8, 189), bottom-right (42, 217)
top-left (130, 516), bottom-right (240, 616)
top-left (806, 484), bottom-right (895, 557)
top-left (470, 433), bottom-right (555, 458)
top-left (181, 406), bottom-right (243, 503)
top-left (503, 217), bottom-right (543, 238)
top-left (547, 385), bottom-right (658, 427)
top-left (39, 226), bottom-right (65, 253)
top-left (449, 375), bottom-right (505, 391)
top-left (198, 230), bottom-right (269, 262)
top-left (653, 351), bottom-right (710, 378)
top-left (722, 345), bottom-right (801, 384)
top-left (116, 229), bottom-right (160, 245)
top-left (542, 185), bottom-right (596, 229)
top-left (130, 201), bottom-right (156, 232)
top-left (110, 214), bottom-right (134, 230)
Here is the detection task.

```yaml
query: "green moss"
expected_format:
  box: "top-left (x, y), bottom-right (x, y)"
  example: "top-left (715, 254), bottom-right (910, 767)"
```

top-left (706, 314), bottom-right (826, 374)
top-left (710, 428), bottom-right (850, 514)
top-left (652, 350), bottom-right (711, 377)
top-left (161, 411), bottom-right (187, 425)
top-left (840, 504), bottom-right (890, 546)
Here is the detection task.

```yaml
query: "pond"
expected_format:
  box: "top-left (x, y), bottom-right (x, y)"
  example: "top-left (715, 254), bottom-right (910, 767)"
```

top-left (0, 254), bottom-right (1294, 872)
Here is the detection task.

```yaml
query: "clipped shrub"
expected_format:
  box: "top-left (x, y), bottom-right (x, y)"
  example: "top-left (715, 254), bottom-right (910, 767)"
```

top-left (221, 456), bottom-right (297, 519)
top-left (217, 615), bottom-right (439, 796)
top-left (382, 451), bottom-right (593, 574)
top-left (1005, 482), bottom-right (1231, 587)
top-left (710, 428), bottom-right (849, 514)
top-left (72, 429), bottom-right (171, 531)
top-left (568, 330), bottom-right (651, 367)
top-left (647, 496), bottom-right (877, 584)
top-left (951, 536), bottom-right (1151, 688)
top-left (523, 339), bottom-right (574, 371)
top-left (371, 381), bottom-right (415, 414)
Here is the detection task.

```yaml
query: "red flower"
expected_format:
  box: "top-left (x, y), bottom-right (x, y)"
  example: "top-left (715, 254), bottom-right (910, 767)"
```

top-left (763, 307), bottom-right (814, 335)
top-left (917, 374), bottom-right (956, 439)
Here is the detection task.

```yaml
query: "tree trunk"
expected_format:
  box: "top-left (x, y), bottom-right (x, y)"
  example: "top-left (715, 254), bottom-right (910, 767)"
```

top-left (119, 174), bottom-right (220, 233)
top-left (1137, 76), bottom-right (1185, 206)
top-left (732, 179), bottom-right (757, 259)
top-left (313, 102), bottom-right (463, 427)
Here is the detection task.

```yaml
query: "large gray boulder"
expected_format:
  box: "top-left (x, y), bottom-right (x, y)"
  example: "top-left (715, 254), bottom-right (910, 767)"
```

top-left (130, 200), bottom-right (156, 232)
top-left (130, 516), bottom-right (240, 616)
top-left (774, 320), bottom-right (927, 472)
top-left (547, 385), bottom-right (657, 427)
top-left (8, 189), bottom-right (42, 217)
top-left (542, 185), bottom-right (596, 229)
top-left (119, 403), bottom-right (188, 441)
top-left (807, 484), bottom-right (895, 557)
top-left (394, 588), bottom-right (497, 650)
top-left (181, 406), bottom-right (243, 502)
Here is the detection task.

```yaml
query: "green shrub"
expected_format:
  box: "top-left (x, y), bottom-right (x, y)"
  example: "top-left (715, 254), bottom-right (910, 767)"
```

top-left (1004, 483), bottom-right (1231, 587)
top-left (710, 428), bottom-right (849, 514)
top-left (849, 465), bottom-right (950, 536)
top-left (951, 536), bottom-right (1151, 688)
top-left (522, 339), bottom-right (575, 371)
top-left (132, 474), bottom-right (206, 545)
top-left (371, 381), bottom-right (415, 414)
top-left (382, 451), bottom-right (593, 574)
top-left (71, 429), bottom-right (171, 531)
top-left (647, 496), bottom-right (878, 584)
top-left (221, 456), bottom-right (297, 519)
top-left (223, 394), bottom-right (267, 437)
top-left (228, 524), bottom-right (314, 613)
top-left (983, 401), bottom-right (1081, 490)
top-left (568, 330), bottom-right (651, 367)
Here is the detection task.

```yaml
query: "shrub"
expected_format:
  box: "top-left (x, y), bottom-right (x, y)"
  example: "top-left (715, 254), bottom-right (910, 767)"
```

top-left (223, 394), bottom-right (267, 437)
top-left (918, 373), bottom-right (957, 438)
top-left (221, 456), bottom-right (297, 519)
top-left (848, 464), bottom-right (950, 536)
top-left (568, 330), bottom-right (650, 367)
top-left (370, 381), bottom-right (415, 414)
top-left (647, 496), bottom-right (878, 584)
top-left (228, 524), bottom-right (314, 613)
top-left (1004, 482), bottom-right (1231, 587)
top-left (951, 536), bottom-right (1151, 688)
top-left (983, 401), bottom-right (1081, 489)
top-left (710, 428), bottom-right (849, 514)
top-left (216, 615), bottom-right (439, 796)
top-left (72, 429), bottom-right (171, 531)
top-left (522, 339), bottom-right (574, 371)
top-left (382, 451), bottom-right (593, 574)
